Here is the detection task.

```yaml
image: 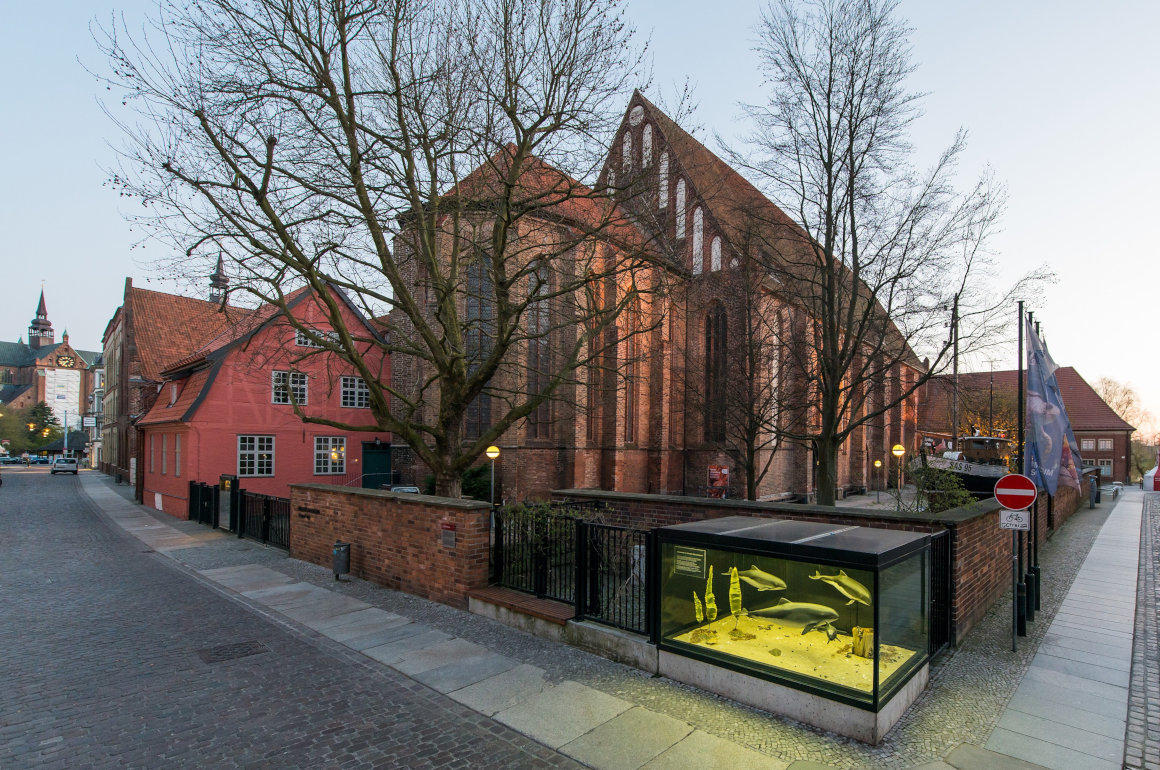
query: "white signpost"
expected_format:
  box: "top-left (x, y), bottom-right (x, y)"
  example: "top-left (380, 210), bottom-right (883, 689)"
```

top-left (995, 473), bottom-right (1038, 651)
top-left (999, 508), bottom-right (1031, 531)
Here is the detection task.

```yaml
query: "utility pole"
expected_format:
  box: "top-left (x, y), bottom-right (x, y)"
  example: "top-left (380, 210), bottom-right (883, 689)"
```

top-left (1016, 301), bottom-right (1027, 637)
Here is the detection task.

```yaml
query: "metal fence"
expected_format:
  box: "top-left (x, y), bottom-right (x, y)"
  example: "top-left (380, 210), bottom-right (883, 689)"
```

top-left (188, 481), bottom-right (218, 527)
top-left (929, 529), bottom-right (952, 655)
top-left (238, 490), bottom-right (290, 550)
top-left (492, 509), bottom-right (651, 636)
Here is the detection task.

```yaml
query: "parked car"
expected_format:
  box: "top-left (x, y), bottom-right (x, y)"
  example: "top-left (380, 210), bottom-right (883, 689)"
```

top-left (385, 485), bottom-right (420, 494)
top-left (32, 457), bottom-right (50, 465)
top-left (50, 457), bottom-right (79, 475)
top-left (0, 457), bottom-right (22, 465)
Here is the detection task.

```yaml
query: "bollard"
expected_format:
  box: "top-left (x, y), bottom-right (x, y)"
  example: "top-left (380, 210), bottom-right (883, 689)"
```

top-left (333, 541), bottom-right (351, 581)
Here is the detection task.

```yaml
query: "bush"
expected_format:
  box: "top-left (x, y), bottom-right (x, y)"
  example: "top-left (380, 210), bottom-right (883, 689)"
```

top-left (421, 464), bottom-right (494, 501)
top-left (912, 467), bottom-right (976, 514)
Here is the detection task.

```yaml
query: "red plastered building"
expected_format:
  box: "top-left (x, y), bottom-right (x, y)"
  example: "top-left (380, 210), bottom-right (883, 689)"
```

top-left (137, 286), bottom-right (390, 517)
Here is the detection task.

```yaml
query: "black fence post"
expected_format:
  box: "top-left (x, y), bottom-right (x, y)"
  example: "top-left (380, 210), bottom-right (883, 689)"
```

top-left (262, 497), bottom-right (271, 545)
top-left (532, 518), bottom-right (547, 598)
top-left (647, 528), bottom-right (659, 644)
top-left (237, 490), bottom-right (246, 539)
top-left (492, 508), bottom-right (504, 584)
top-left (211, 486), bottom-right (221, 529)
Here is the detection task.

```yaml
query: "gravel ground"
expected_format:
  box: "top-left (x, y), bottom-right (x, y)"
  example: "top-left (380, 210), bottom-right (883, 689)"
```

top-left (122, 476), bottom-right (1118, 768)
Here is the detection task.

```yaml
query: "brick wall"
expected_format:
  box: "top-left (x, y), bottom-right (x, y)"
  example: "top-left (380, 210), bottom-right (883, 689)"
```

top-left (289, 484), bottom-right (491, 609)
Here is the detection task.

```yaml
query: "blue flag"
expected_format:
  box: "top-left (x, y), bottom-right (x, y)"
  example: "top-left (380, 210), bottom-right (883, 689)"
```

top-left (1023, 318), bottom-right (1082, 493)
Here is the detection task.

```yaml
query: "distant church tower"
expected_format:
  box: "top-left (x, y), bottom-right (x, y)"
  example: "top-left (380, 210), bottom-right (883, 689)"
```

top-left (28, 290), bottom-right (54, 350)
top-left (209, 254), bottom-right (229, 304)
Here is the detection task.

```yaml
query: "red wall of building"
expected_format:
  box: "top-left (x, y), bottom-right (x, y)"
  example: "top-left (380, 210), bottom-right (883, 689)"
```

top-left (142, 296), bottom-right (390, 518)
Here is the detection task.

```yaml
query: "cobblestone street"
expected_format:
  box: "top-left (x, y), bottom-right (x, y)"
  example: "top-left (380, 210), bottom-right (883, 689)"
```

top-left (1126, 492), bottom-right (1160, 769)
top-left (0, 469), bottom-right (573, 769)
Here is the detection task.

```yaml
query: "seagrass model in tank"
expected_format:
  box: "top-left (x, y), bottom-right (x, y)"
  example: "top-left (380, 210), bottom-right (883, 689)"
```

top-left (656, 517), bottom-right (930, 711)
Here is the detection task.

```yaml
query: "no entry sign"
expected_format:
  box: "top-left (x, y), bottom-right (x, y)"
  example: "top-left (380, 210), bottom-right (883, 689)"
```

top-left (994, 473), bottom-right (1037, 510)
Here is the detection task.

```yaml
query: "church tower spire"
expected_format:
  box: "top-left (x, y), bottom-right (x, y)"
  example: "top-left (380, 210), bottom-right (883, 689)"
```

top-left (28, 289), bottom-right (54, 350)
top-left (209, 254), bottom-right (229, 304)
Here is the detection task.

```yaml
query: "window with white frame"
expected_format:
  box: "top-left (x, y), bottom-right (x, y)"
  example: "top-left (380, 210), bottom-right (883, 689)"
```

top-left (295, 329), bottom-right (339, 348)
top-left (162, 433), bottom-right (167, 475)
top-left (272, 370), bottom-right (308, 404)
top-left (341, 375), bottom-right (370, 408)
top-left (238, 435), bottom-right (274, 477)
top-left (1097, 458), bottom-right (1113, 475)
top-left (314, 436), bottom-right (346, 475)
top-left (1081, 438), bottom-right (1095, 451)
top-left (642, 125), bottom-right (653, 166)
top-left (711, 236), bottom-right (723, 272)
top-left (675, 179), bottom-right (686, 239)
top-left (658, 152), bottom-right (669, 208)
top-left (175, 434), bottom-right (181, 478)
top-left (1098, 438), bottom-right (1113, 451)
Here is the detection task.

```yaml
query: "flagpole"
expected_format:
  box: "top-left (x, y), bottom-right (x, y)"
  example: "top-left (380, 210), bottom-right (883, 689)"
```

top-left (1033, 319), bottom-right (1044, 613)
top-left (1016, 301), bottom-right (1027, 637)
top-left (1024, 312), bottom-right (1037, 623)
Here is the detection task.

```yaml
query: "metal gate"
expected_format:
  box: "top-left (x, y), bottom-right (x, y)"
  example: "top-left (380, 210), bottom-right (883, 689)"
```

top-left (187, 481), bottom-right (219, 527)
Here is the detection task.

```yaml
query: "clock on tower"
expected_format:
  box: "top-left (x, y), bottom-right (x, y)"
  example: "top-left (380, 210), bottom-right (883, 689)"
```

top-left (57, 355), bottom-right (74, 368)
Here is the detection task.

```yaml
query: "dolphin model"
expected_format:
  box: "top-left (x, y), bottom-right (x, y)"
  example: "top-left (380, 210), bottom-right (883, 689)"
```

top-left (742, 597), bottom-right (839, 640)
top-left (809, 569), bottom-right (871, 606)
top-left (736, 565), bottom-right (787, 592)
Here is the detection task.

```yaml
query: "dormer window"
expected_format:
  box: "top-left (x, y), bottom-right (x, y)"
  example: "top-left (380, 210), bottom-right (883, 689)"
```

top-left (169, 383), bottom-right (178, 406)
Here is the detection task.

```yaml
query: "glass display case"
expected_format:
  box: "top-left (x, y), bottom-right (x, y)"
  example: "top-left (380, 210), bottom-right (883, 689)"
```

top-left (654, 516), bottom-right (930, 712)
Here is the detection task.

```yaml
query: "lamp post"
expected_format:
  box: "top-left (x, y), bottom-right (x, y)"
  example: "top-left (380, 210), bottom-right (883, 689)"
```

top-left (874, 459), bottom-right (883, 503)
top-left (485, 445), bottom-right (501, 506)
top-left (891, 444), bottom-right (906, 511)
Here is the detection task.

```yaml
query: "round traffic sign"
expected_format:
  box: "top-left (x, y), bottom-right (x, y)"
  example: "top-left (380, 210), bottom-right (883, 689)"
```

top-left (994, 473), bottom-right (1037, 510)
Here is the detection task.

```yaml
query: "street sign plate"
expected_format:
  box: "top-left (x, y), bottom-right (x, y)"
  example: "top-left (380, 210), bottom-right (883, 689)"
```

top-left (994, 473), bottom-right (1037, 510)
top-left (999, 508), bottom-right (1031, 530)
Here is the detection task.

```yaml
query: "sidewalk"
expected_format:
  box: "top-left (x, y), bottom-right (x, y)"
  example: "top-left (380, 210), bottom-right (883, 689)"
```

top-left (985, 486), bottom-right (1143, 769)
top-left (78, 473), bottom-right (1132, 769)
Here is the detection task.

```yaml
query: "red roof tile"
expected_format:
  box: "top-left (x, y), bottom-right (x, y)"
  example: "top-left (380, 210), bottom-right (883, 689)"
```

top-left (920, 366), bottom-right (1135, 433)
top-left (137, 367), bottom-right (214, 426)
top-left (127, 287), bottom-right (241, 381)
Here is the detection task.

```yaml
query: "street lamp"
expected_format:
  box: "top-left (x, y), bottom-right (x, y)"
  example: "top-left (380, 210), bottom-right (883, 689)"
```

top-left (485, 445), bottom-right (500, 506)
top-left (873, 459), bottom-right (883, 503)
top-left (891, 444), bottom-right (906, 511)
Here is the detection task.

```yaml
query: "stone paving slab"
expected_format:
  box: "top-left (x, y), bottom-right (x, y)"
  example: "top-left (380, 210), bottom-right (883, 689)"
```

top-left (1033, 642), bottom-right (1133, 671)
top-left (1003, 693), bottom-right (1125, 739)
top-left (414, 653), bottom-right (519, 693)
top-left (986, 727), bottom-right (1119, 770)
top-left (241, 581), bottom-right (321, 606)
top-left (943, 743), bottom-right (1047, 769)
top-left (200, 564), bottom-right (295, 592)
top-left (280, 596), bottom-right (372, 625)
top-left (560, 706), bottom-right (693, 770)
top-left (995, 709), bottom-right (1124, 762)
top-left (339, 621), bottom-right (425, 651)
top-left (642, 729), bottom-right (788, 769)
top-left (1027, 651), bottom-right (1131, 685)
top-left (362, 628), bottom-right (453, 665)
top-left (1007, 677), bottom-right (1128, 720)
top-left (447, 663), bottom-right (549, 716)
top-left (494, 680), bottom-right (632, 749)
top-left (393, 638), bottom-right (491, 676)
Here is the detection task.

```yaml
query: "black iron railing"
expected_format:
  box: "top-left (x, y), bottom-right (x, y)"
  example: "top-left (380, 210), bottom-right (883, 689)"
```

top-left (238, 491), bottom-right (290, 550)
top-left (492, 509), bottom-right (651, 636)
top-left (929, 529), bottom-right (952, 655)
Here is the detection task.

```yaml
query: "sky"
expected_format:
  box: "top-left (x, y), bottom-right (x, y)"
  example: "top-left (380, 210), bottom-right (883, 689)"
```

top-left (2, 0), bottom-right (1158, 422)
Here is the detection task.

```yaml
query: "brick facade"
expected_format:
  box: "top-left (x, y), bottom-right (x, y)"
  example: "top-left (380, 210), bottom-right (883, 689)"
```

top-left (289, 484), bottom-right (490, 609)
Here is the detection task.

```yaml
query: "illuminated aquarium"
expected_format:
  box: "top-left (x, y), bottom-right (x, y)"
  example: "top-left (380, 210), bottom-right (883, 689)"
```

top-left (654, 517), bottom-right (929, 716)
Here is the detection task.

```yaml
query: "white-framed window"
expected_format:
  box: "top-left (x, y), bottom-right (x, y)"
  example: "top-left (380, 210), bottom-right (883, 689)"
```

top-left (642, 125), bottom-right (653, 167)
top-left (675, 178), bottom-right (686, 239)
top-left (711, 236), bottom-right (723, 272)
top-left (175, 434), bottom-right (182, 478)
top-left (1080, 438), bottom-right (1095, 451)
top-left (1098, 438), bottom-right (1113, 451)
top-left (161, 433), bottom-right (167, 475)
top-left (658, 152), bottom-right (669, 208)
top-left (622, 132), bottom-right (632, 173)
top-left (238, 435), bottom-right (274, 477)
top-left (1097, 458), bottom-right (1113, 476)
top-left (341, 375), bottom-right (370, 408)
top-left (314, 436), bottom-right (346, 475)
top-left (692, 207), bottom-right (704, 274)
top-left (295, 329), bottom-right (339, 348)
top-left (272, 370), bottom-right (308, 405)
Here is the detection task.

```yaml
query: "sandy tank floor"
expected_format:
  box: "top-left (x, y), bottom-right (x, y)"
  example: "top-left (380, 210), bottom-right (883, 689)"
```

top-left (670, 613), bottom-right (917, 693)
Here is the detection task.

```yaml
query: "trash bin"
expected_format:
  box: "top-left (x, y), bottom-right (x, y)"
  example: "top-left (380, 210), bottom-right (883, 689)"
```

top-left (333, 541), bottom-right (351, 581)
top-left (1089, 480), bottom-right (1098, 509)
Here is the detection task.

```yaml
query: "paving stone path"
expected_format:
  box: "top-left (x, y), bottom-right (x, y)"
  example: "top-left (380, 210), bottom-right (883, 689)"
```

top-left (0, 468), bottom-right (573, 769)
top-left (1125, 491), bottom-right (1160, 770)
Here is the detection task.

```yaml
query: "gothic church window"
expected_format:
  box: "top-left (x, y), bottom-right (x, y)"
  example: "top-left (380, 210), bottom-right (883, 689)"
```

top-left (675, 179), bottom-right (686, 239)
top-left (711, 236), bottom-right (722, 272)
top-left (658, 152), bottom-right (669, 208)
top-left (465, 257), bottom-right (494, 439)
top-left (704, 304), bottom-right (727, 442)
top-left (642, 125), bottom-right (653, 167)
top-left (527, 262), bottom-right (552, 439)
top-left (692, 207), bottom-right (704, 274)
top-left (622, 132), bottom-right (633, 174)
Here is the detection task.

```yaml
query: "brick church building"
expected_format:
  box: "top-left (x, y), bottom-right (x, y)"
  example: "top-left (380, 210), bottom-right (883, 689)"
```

top-left (392, 93), bottom-right (920, 501)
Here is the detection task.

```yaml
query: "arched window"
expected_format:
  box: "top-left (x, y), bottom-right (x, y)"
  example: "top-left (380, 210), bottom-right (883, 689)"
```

top-left (692, 207), bottom-right (704, 274)
top-left (527, 263), bottom-right (552, 439)
top-left (675, 178), bottom-right (686, 239)
top-left (622, 132), bottom-right (633, 174)
top-left (624, 301), bottom-right (641, 444)
top-left (642, 125), bottom-right (653, 167)
top-left (704, 303), bottom-right (727, 441)
top-left (711, 236), bottom-right (722, 272)
top-left (658, 152), bottom-right (669, 209)
top-left (464, 257), bottom-right (494, 439)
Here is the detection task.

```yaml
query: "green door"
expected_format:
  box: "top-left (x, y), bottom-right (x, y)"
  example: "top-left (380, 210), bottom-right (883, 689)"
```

top-left (362, 443), bottom-right (391, 489)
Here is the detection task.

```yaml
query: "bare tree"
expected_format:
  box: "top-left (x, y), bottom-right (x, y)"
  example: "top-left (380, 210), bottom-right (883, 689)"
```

top-left (95, 0), bottom-right (660, 495)
top-left (735, 0), bottom-right (1044, 505)
top-left (1094, 377), bottom-right (1150, 431)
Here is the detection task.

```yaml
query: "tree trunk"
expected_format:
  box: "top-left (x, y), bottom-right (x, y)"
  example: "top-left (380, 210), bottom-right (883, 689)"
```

top-left (746, 443), bottom-right (758, 501)
top-left (815, 437), bottom-right (840, 506)
top-left (433, 466), bottom-right (462, 498)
